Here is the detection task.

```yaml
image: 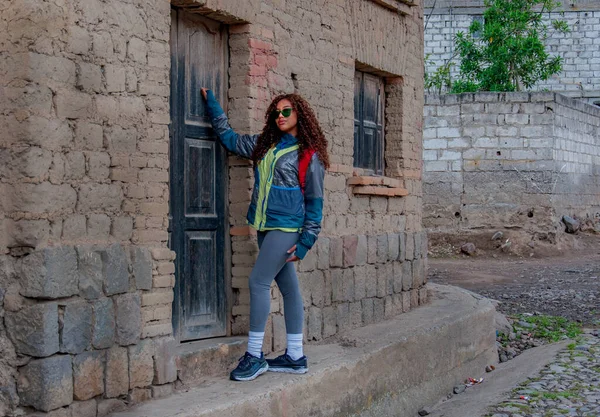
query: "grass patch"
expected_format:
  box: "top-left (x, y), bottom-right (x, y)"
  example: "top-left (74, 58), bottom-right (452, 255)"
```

top-left (514, 314), bottom-right (583, 342)
top-left (542, 390), bottom-right (581, 400)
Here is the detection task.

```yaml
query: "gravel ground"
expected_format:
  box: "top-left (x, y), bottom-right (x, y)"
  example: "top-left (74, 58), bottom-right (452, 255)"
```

top-left (427, 235), bottom-right (600, 417)
top-left (486, 332), bottom-right (600, 417)
top-left (427, 245), bottom-right (600, 327)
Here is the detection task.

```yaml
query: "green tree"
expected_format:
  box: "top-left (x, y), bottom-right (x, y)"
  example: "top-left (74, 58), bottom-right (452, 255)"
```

top-left (449, 0), bottom-right (569, 93)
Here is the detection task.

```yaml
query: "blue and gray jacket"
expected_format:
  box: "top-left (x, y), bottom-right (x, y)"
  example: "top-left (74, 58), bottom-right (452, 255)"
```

top-left (205, 90), bottom-right (325, 259)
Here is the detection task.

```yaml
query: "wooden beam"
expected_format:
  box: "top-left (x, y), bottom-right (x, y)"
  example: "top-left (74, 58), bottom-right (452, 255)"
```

top-left (352, 186), bottom-right (409, 197)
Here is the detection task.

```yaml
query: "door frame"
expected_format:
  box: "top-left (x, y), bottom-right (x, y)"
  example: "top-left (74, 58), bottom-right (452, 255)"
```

top-left (169, 7), bottom-right (232, 342)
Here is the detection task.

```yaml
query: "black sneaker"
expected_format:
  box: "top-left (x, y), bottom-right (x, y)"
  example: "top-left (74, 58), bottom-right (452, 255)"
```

top-left (229, 352), bottom-right (268, 381)
top-left (266, 350), bottom-right (308, 374)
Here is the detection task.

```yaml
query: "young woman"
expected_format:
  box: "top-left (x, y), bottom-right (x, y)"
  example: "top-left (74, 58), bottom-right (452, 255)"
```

top-left (200, 88), bottom-right (329, 381)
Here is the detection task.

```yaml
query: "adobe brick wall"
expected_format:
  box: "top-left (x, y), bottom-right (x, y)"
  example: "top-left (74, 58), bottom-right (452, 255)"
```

top-left (423, 92), bottom-right (600, 240)
top-left (0, 0), bottom-right (425, 414)
top-left (0, 0), bottom-right (176, 415)
top-left (423, 0), bottom-right (600, 103)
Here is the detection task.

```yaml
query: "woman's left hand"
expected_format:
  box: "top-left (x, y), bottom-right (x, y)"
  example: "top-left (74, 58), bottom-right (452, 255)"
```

top-left (286, 245), bottom-right (300, 263)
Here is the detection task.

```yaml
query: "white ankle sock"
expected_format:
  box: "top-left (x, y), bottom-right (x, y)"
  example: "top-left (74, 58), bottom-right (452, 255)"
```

top-left (286, 333), bottom-right (304, 360)
top-left (247, 331), bottom-right (264, 358)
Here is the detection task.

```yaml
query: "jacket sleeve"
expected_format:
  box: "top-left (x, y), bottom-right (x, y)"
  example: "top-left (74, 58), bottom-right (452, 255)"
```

top-left (295, 154), bottom-right (325, 260)
top-left (205, 90), bottom-right (258, 159)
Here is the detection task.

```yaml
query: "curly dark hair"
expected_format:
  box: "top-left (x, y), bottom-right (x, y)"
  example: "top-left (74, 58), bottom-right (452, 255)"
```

top-left (251, 94), bottom-right (330, 169)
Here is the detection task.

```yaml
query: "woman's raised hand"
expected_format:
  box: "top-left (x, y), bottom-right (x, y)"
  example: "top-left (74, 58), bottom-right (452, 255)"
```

top-left (201, 88), bottom-right (208, 100)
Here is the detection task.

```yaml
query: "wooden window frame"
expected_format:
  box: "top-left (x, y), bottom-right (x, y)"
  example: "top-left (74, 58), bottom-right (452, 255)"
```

top-left (354, 71), bottom-right (385, 176)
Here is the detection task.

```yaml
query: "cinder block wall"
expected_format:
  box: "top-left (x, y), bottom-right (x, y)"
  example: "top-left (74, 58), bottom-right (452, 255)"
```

top-left (423, 0), bottom-right (600, 102)
top-left (423, 92), bottom-right (600, 238)
top-left (0, 0), bottom-right (426, 415)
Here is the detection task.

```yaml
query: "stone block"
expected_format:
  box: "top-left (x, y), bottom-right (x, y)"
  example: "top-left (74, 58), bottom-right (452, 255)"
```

top-left (398, 232), bottom-right (406, 261)
top-left (393, 293), bottom-right (404, 316)
top-left (365, 264), bottom-right (377, 298)
top-left (153, 337), bottom-right (177, 385)
top-left (362, 298), bottom-right (374, 325)
top-left (331, 269), bottom-right (345, 302)
top-left (349, 301), bottom-right (362, 327)
top-left (411, 289), bottom-right (419, 309)
top-left (87, 214), bottom-right (110, 240)
top-left (112, 217), bottom-right (134, 241)
top-left (308, 270), bottom-right (325, 307)
top-left (384, 295), bottom-right (394, 319)
top-left (419, 287), bottom-right (429, 305)
top-left (412, 258), bottom-right (424, 289)
top-left (405, 233), bottom-right (415, 261)
top-left (376, 265), bottom-right (388, 298)
top-left (316, 237), bottom-right (329, 270)
top-left (128, 388), bottom-right (152, 404)
top-left (373, 298), bottom-right (385, 323)
top-left (75, 122), bottom-right (103, 151)
top-left (393, 262), bottom-right (403, 293)
top-left (323, 270), bottom-right (332, 306)
top-left (60, 301), bottom-right (92, 354)
top-left (151, 384), bottom-right (173, 399)
top-left (307, 307), bottom-right (322, 341)
top-left (62, 215), bottom-right (87, 241)
top-left (414, 232), bottom-right (422, 259)
top-left (77, 246), bottom-right (103, 299)
top-left (342, 235), bottom-right (358, 267)
top-left (129, 339), bottom-right (154, 389)
top-left (388, 233), bottom-right (399, 261)
top-left (367, 235), bottom-right (377, 264)
top-left (402, 261), bottom-right (413, 291)
top-left (115, 293), bottom-right (141, 346)
top-left (73, 351), bottom-right (104, 400)
top-left (55, 89), bottom-right (93, 119)
top-left (272, 314), bottom-right (286, 352)
top-left (77, 62), bottom-right (102, 92)
top-left (105, 65), bottom-right (126, 93)
top-left (402, 291), bottom-right (411, 313)
top-left (92, 298), bottom-right (115, 349)
top-left (336, 303), bottom-right (350, 332)
top-left (105, 346), bottom-right (129, 398)
top-left (329, 237), bottom-right (343, 268)
top-left (356, 235), bottom-right (368, 265)
top-left (101, 244), bottom-right (129, 296)
top-left (322, 306), bottom-right (336, 338)
top-left (299, 247), bottom-right (317, 272)
top-left (97, 399), bottom-right (126, 417)
top-left (18, 355), bottom-right (73, 412)
top-left (20, 246), bottom-right (78, 299)
top-left (353, 266), bottom-right (366, 300)
top-left (376, 235), bottom-right (388, 264)
top-left (78, 183), bottom-right (124, 212)
top-left (131, 247), bottom-right (153, 290)
top-left (69, 399), bottom-right (97, 417)
top-left (5, 303), bottom-right (59, 357)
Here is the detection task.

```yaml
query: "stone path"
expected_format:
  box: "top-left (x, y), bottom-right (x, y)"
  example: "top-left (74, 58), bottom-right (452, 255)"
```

top-left (486, 332), bottom-right (600, 417)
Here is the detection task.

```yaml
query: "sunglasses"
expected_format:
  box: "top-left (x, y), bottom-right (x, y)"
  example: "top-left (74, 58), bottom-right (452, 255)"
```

top-left (273, 108), bottom-right (293, 118)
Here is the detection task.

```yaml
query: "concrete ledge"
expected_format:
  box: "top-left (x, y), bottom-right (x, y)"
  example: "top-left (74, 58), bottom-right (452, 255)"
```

top-left (111, 284), bottom-right (497, 417)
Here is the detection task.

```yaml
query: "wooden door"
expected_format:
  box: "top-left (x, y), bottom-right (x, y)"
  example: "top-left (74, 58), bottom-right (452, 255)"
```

top-left (169, 8), bottom-right (229, 341)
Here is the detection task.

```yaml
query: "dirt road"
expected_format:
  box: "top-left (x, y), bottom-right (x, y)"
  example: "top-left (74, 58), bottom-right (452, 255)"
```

top-left (427, 234), bottom-right (600, 326)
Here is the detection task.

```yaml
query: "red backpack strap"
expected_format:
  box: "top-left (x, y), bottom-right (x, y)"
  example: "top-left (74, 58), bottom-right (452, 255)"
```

top-left (298, 149), bottom-right (316, 194)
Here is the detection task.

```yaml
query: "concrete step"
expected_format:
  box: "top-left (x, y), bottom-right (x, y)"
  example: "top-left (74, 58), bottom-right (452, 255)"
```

top-left (176, 337), bottom-right (246, 385)
top-left (110, 284), bottom-right (497, 417)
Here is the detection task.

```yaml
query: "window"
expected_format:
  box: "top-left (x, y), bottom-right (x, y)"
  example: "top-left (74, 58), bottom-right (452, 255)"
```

top-left (354, 71), bottom-right (385, 175)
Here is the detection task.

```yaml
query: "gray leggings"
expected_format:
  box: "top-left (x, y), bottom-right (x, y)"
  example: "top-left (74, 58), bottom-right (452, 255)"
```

top-left (249, 230), bottom-right (304, 334)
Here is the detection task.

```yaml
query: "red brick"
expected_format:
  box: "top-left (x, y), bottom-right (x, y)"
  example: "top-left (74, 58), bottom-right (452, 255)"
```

top-left (248, 65), bottom-right (266, 76)
top-left (248, 38), bottom-right (272, 51)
